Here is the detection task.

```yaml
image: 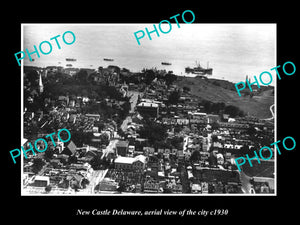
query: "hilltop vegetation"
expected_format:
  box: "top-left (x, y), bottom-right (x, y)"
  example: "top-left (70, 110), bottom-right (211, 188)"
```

top-left (175, 77), bottom-right (274, 119)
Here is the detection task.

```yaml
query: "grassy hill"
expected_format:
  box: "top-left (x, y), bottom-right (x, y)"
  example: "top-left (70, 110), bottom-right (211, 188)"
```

top-left (175, 76), bottom-right (274, 119)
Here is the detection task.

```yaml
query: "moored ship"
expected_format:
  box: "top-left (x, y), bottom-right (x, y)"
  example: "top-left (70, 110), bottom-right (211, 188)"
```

top-left (66, 58), bottom-right (76, 61)
top-left (185, 61), bottom-right (213, 76)
top-left (103, 58), bottom-right (114, 61)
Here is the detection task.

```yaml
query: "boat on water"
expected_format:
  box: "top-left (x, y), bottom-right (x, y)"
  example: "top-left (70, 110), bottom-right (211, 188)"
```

top-left (66, 58), bottom-right (76, 61)
top-left (103, 58), bottom-right (114, 61)
top-left (161, 62), bottom-right (172, 65)
top-left (185, 61), bottom-right (213, 76)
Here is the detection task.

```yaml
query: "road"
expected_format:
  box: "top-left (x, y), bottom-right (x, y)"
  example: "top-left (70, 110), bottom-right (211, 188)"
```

top-left (86, 169), bottom-right (108, 194)
top-left (262, 104), bottom-right (275, 121)
top-left (207, 133), bottom-right (212, 151)
top-left (101, 139), bottom-right (118, 159)
top-left (120, 116), bottom-right (132, 132)
top-left (239, 170), bottom-right (252, 194)
top-left (128, 91), bottom-right (140, 113)
top-left (120, 91), bottom-right (140, 132)
top-left (86, 91), bottom-right (141, 193)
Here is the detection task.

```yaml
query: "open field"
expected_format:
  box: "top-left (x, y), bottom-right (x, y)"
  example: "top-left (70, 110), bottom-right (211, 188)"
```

top-left (175, 77), bottom-right (274, 119)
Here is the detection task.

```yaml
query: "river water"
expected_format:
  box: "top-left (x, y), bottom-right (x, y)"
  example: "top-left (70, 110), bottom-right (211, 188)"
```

top-left (23, 24), bottom-right (276, 83)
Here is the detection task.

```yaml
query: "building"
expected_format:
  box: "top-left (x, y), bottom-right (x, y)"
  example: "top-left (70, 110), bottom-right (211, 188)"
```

top-left (64, 67), bottom-right (79, 76)
top-left (116, 140), bottom-right (129, 156)
top-left (137, 102), bottom-right (159, 118)
top-left (58, 96), bottom-right (69, 106)
top-left (85, 113), bottom-right (100, 120)
top-left (114, 155), bottom-right (147, 172)
top-left (32, 176), bottom-right (50, 187)
top-left (61, 140), bottom-right (77, 156)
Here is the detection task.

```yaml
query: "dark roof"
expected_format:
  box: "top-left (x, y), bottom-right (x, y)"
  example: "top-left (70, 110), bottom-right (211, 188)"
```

top-left (116, 140), bottom-right (129, 148)
top-left (67, 141), bottom-right (77, 154)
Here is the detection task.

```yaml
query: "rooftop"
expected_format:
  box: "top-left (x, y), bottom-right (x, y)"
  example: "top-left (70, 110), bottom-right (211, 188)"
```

top-left (114, 155), bottom-right (147, 165)
top-left (137, 102), bottom-right (159, 108)
top-left (116, 140), bottom-right (129, 148)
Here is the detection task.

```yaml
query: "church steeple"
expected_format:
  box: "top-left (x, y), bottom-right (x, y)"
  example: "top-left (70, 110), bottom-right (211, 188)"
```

top-left (38, 72), bottom-right (43, 93)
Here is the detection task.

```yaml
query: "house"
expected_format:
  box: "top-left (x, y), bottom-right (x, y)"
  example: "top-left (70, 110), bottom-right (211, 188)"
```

top-left (58, 96), bottom-right (69, 105)
top-left (143, 182), bottom-right (159, 193)
top-left (24, 111), bottom-right (34, 121)
top-left (128, 145), bottom-right (135, 156)
top-left (82, 96), bottom-right (90, 103)
top-left (201, 182), bottom-right (209, 193)
top-left (137, 102), bottom-right (159, 118)
top-left (191, 183), bottom-right (202, 193)
top-left (133, 155), bottom-right (147, 171)
top-left (61, 140), bottom-right (77, 156)
top-left (67, 174), bottom-right (84, 189)
top-left (189, 112), bottom-right (207, 119)
top-left (116, 140), bottom-right (129, 156)
top-left (64, 68), bottom-right (79, 76)
top-left (32, 176), bottom-right (50, 187)
top-left (69, 100), bottom-right (75, 107)
top-left (176, 118), bottom-right (189, 125)
top-left (114, 155), bottom-right (147, 172)
top-left (85, 113), bottom-right (100, 120)
top-left (222, 114), bottom-right (230, 121)
top-left (207, 114), bottom-right (220, 124)
top-left (68, 114), bottom-right (77, 123)
top-left (216, 153), bottom-right (224, 165)
top-left (200, 152), bottom-right (210, 160)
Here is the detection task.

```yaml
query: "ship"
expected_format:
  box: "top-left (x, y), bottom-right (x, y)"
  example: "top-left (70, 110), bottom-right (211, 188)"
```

top-left (185, 61), bottom-right (213, 76)
top-left (103, 58), bottom-right (114, 61)
top-left (161, 62), bottom-right (172, 65)
top-left (66, 58), bottom-right (76, 61)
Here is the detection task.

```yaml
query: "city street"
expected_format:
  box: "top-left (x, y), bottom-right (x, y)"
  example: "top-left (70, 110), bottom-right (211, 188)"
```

top-left (101, 139), bottom-right (118, 159)
top-left (86, 169), bottom-right (108, 194)
top-left (120, 91), bottom-right (140, 132)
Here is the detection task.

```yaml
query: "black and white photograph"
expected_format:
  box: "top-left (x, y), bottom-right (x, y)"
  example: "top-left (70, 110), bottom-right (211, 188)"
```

top-left (3, 3), bottom-right (298, 224)
top-left (21, 23), bottom-right (276, 195)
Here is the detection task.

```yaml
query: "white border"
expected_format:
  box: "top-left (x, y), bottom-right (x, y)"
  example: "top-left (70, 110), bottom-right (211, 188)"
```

top-left (20, 23), bottom-right (277, 196)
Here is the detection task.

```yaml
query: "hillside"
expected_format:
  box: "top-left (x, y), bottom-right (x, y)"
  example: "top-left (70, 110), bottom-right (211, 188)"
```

top-left (175, 77), bottom-right (274, 119)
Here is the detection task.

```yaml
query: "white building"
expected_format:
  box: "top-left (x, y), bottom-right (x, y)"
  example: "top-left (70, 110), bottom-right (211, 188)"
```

top-left (114, 155), bottom-right (147, 172)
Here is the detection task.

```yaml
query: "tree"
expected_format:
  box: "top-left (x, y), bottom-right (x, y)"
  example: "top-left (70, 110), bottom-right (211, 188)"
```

top-left (117, 181), bottom-right (126, 193)
top-left (211, 135), bottom-right (218, 142)
top-left (190, 150), bottom-right (201, 162)
top-left (45, 185), bottom-right (52, 193)
top-left (44, 149), bottom-right (54, 161)
top-left (68, 155), bottom-right (78, 164)
top-left (100, 133), bottom-right (109, 146)
top-left (183, 86), bottom-right (191, 92)
top-left (208, 153), bottom-right (218, 166)
top-left (75, 69), bottom-right (89, 84)
top-left (81, 178), bottom-right (90, 189)
top-left (72, 183), bottom-right (80, 192)
top-left (25, 69), bottom-right (39, 86)
top-left (139, 121), bottom-right (168, 146)
top-left (211, 122), bottom-right (220, 131)
top-left (224, 105), bottom-right (244, 118)
top-left (164, 73), bottom-right (177, 86)
top-left (168, 90), bottom-right (181, 105)
top-left (90, 153), bottom-right (104, 170)
top-left (32, 158), bottom-right (45, 174)
top-left (169, 136), bottom-right (184, 150)
top-left (144, 70), bottom-right (156, 85)
top-left (246, 125), bottom-right (256, 136)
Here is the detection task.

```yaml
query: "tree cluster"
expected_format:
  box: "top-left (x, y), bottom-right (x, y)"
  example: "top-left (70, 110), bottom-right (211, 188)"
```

top-left (138, 119), bottom-right (168, 147)
top-left (201, 100), bottom-right (244, 117)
